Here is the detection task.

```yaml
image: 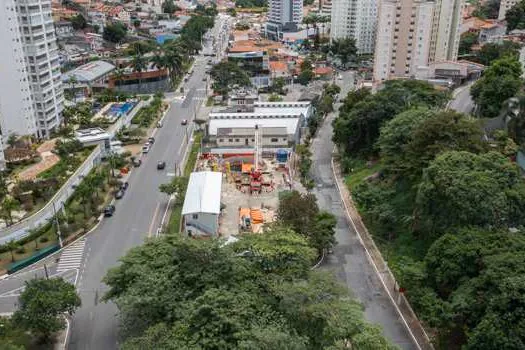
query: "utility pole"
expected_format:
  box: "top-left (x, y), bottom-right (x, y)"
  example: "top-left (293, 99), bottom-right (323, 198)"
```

top-left (44, 263), bottom-right (49, 279)
top-left (52, 202), bottom-right (63, 248)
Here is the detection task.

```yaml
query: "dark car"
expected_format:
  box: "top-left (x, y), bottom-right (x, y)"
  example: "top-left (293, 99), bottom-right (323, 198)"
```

top-left (115, 189), bottom-right (125, 199)
top-left (181, 119), bottom-right (188, 125)
top-left (148, 137), bottom-right (155, 144)
top-left (120, 181), bottom-right (129, 191)
top-left (103, 205), bottom-right (116, 217)
top-left (157, 161), bottom-right (166, 170)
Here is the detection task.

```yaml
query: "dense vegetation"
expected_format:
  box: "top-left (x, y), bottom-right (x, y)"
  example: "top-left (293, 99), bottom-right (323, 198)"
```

top-left (235, 0), bottom-right (267, 8)
top-left (333, 79), bottom-right (525, 348)
top-left (103, 232), bottom-right (397, 350)
top-left (506, 0), bottom-right (525, 31)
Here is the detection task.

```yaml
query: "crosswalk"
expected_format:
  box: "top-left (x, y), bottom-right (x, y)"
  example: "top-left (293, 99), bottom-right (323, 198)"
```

top-left (56, 238), bottom-right (86, 273)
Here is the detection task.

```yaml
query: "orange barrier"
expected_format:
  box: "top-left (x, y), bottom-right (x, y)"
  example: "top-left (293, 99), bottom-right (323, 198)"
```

top-left (250, 209), bottom-right (263, 224)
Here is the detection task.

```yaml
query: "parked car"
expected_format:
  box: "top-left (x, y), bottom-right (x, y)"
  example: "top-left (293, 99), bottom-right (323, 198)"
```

top-left (142, 144), bottom-right (150, 153)
top-left (115, 189), bottom-right (125, 199)
top-left (181, 119), bottom-right (188, 125)
top-left (157, 121), bottom-right (163, 128)
top-left (120, 181), bottom-right (129, 191)
top-left (132, 158), bottom-right (142, 167)
top-left (157, 161), bottom-right (166, 170)
top-left (103, 205), bottom-right (116, 217)
top-left (148, 137), bottom-right (155, 144)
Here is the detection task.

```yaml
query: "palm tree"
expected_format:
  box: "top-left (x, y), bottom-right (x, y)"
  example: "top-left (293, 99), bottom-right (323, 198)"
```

top-left (1, 196), bottom-right (20, 226)
top-left (5, 240), bottom-right (19, 262)
top-left (132, 53), bottom-right (147, 92)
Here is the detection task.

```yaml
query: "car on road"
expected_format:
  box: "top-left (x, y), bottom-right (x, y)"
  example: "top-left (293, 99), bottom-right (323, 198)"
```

top-left (132, 158), bottom-right (142, 167)
top-left (148, 137), bottom-right (155, 144)
top-left (115, 189), bottom-right (125, 199)
top-left (157, 121), bottom-right (163, 128)
top-left (181, 119), bottom-right (188, 125)
top-left (120, 181), bottom-right (129, 191)
top-left (203, 77), bottom-right (207, 82)
top-left (142, 143), bottom-right (150, 153)
top-left (157, 161), bottom-right (166, 170)
top-left (103, 205), bottom-right (116, 217)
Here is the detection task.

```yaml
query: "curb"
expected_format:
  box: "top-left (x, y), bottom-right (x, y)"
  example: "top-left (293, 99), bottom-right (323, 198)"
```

top-left (310, 249), bottom-right (326, 270)
top-left (330, 154), bottom-right (432, 350)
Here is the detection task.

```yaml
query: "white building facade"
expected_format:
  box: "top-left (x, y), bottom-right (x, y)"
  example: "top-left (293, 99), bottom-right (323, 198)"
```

top-left (499, 0), bottom-right (518, 20)
top-left (429, 0), bottom-right (463, 62)
top-left (17, 0), bottom-right (64, 138)
top-left (266, 0), bottom-right (303, 40)
top-left (0, 0), bottom-right (38, 140)
top-left (330, 0), bottom-right (378, 54)
top-left (373, 0), bottom-right (434, 81)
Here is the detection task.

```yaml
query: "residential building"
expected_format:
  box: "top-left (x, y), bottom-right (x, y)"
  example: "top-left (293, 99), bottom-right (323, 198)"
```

top-left (429, 0), bottom-right (463, 63)
top-left (330, 0), bottom-right (378, 54)
top-left (62, 60), bottom-right (116, 99)
top-left (373, 0), bottom-right (435, 81)
top-left (0, 0), bottom-right (38, 140)
top-left (321, 0), bottom-right (332, 17)
top-left (17, 0), bottom-right (64, 138)
top-left (478, 21), bottom-right (507, 43)
top-left (499, 0), bottom-right (518, 20)
top-left (182, 171), bottom-right (223, 237)
top-left (266, 0), bottom-right (303, 40)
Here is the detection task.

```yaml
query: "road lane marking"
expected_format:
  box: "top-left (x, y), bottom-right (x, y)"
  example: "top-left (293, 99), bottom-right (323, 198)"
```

top-left (148, 202), bottom-right (161, 238)
top-left (57, 238), bottom-right (86, 273)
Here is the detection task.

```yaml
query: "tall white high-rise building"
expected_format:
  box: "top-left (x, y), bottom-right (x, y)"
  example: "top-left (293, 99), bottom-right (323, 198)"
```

top-left (499, 0), bottom-right (518, 20)
top-left (429, 0), bottom-right (463, 62)
top-left (330, 0), bottom-right (378, 54)
top-left (17, 0), bottom-right (63, 138)
top-left (266, 0), bottom-right (303, 40)
top-left (0, 0), bottom-right (37, 139)
top-left (373, 0), bottom-right (435, 81)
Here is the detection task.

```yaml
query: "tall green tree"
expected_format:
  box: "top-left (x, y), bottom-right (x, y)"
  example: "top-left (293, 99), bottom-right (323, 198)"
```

top-left (103, 22), bottom-right (128, 43)
top-left (1, 196), bottom-right (20, 226)
top-left (210, 61), bottom-right (251, 98)
top-left (506, 0), bottom-right (525, 31)
top-left (330, 38), bottom-right (358, 67)
top-left (13, 278), bottom-right (81, 342)
top-left (471, 57), bottom-right (523, 118)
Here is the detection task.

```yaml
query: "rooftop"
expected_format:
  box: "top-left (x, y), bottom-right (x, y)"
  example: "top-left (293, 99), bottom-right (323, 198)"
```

top-left (182, 171), bottom-right (223, 215)
top-left (208, 118), bottom-right (300, 136)
top-left (62, 60), bottom-right (115, 83)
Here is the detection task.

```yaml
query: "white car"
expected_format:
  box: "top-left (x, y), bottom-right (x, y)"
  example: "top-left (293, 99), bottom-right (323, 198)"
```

top-left (142, 143), bottom-right (150, 153)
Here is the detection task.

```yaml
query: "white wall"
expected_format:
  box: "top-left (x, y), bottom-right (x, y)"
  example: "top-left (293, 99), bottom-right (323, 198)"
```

top-left (0, 0), bottom-right (37, 139)
top-left (184, 212), bottom-right (219, 237)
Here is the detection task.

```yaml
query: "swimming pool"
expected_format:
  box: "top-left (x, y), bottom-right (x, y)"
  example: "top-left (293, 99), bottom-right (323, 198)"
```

top-left (107, 102), bottom-right (135, 118)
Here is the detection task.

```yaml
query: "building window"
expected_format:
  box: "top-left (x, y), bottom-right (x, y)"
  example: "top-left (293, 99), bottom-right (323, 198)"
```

top-left (192, 214), bottom-right (198, 219)
top-left (271, 138), bottom-right (278, 142)
top-left (228, 138), bottom-right (233, 142)
top-left (219, 138), bottom-right (224, 142)
top-left (235, 138), bottom-right (240, 142)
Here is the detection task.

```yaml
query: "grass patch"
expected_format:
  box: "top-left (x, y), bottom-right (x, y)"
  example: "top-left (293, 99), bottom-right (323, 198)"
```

top-left (344, 161), bottom-right (382, 190)
top-left (206, 96), bottom-right (214, 107)
top-left (167, 132), bottom-right (202, 233)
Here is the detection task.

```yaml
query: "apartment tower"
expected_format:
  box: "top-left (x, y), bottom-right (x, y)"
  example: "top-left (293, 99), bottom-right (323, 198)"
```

top-left (266, 0), bottom-right (303, 40)
top-left (330, 0), bottom-right (378, 54)
top-left (17, 0), bottom-right (64, 138)
top-left (373, 0), bottom-right (435, 81)
top-left (429, 0), bottom-right (463, 62)
top-left (0, 0), bottom-right (38, 139)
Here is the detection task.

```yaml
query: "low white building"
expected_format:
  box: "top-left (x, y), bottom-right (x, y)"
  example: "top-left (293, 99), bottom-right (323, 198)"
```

top-left (182, 171), bottom-right (223, 237)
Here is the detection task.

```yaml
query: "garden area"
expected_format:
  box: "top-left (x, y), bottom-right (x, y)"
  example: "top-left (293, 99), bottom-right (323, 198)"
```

top-left (0, 153), bottom-right (133, 274)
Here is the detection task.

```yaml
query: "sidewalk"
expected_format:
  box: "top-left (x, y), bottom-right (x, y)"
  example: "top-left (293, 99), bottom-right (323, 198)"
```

top-left (331, 158), bottom-right (434, 350)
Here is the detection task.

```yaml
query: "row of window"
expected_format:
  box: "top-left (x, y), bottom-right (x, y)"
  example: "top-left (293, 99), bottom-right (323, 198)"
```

top-left (218, 138), bottom-right (287, 143)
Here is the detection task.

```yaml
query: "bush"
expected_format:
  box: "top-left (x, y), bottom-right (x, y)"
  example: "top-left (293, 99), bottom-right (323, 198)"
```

top-left (39, 236), bottom-right (49, 243)
top-left (15, 247), bottom-right (26, 254)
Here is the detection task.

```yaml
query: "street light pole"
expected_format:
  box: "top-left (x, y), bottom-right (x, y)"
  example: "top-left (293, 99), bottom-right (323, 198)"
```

top-left (52, 202), bottom-right (63, 248)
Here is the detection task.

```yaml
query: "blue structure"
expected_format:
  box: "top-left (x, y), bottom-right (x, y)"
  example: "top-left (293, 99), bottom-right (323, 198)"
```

top-left (276, 149), bottom-right (288, 163)
top-left (156, 33), bottom-right (178, 44)
top-left (107, 102), bottom-right (135, 118)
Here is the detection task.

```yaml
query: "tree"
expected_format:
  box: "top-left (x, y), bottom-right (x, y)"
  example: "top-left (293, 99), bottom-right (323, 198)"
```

top-left (270, 77), bottom-right (286, 94)
top-left (0, 317), bottom-right (26, 350)
top-left (330, 38), bottom-right (358, 67)
top-left (5, 240), bottom-right (19, 262)
top-left (13, 278), bottom-right (81, 342)
top-left (297, 69), bottom-right (314, 85)
top-left (103, 22), bottom-right (128, 43)
top-left (7, 134), bottom-right (17, 148)
top-left (506, 0), bottom-right (525, 31)
top-left (458, 32), bottom-right (478, 56)
top-left (278, 191), bottom-right (319, 237)
top-left (474, 41), bottom-right (520, 66)
top-left (103, 234), bottom-right (396, 349)
top-left (70, 14), bottom-right (87, 30)
top-left (162, 0), bottom-right (180, 14)
top-left (380, 110), bottom-right (486, 177)
top-left (159, 177), bottom-right (188, 205)
top-left (1, 196), bottom-right (20, 226)
top-left (471, 57), bottom-right (522, 118)
top-left (333, 80), bottom-right (449, 157)
top-left (268, 94), bottom-right (283, 102)
top-left (324, 83), bottom-right (341, 97)
top-left (415, 151), bottom-right (525, 235)
top-left (210, 61), bottom-right (251, 98)
top-left (133, 19), bottom-right (141, 29)
top-left (226, 7), bottom-right (237, 16)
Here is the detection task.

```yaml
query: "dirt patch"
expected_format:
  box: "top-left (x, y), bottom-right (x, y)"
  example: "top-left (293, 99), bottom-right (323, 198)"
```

top-left (18, 140), bottom-right (60, 181)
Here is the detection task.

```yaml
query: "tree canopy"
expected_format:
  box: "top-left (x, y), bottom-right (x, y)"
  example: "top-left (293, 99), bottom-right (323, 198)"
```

top-left (506, 0), bottom-right (525, 31)
top-left (333, 80), bottom-right (449, 157)
top-left (471, 56), bottom-right (523, 118)
top-left (210, 61), bottom-right (252, 97)
top-left (330, 38), bottom-right (358, 67)
top-left (415, 151), bottom-right (525, 235)
top-left (103, 234), bottom-right (397, 350)
top-left (103, 22), bottom-right (128, 43)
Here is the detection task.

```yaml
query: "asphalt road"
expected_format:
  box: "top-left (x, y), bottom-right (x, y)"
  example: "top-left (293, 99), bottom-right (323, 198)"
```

top-left (311, 71), bottom-right (417, 350)
top-left (66, 18), bottom-right (230, 350)
top-left (448, 82), bottom-right (475, 114)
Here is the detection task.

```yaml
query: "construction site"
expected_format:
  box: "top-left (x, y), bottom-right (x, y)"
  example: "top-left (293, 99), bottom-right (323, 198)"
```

top-left (194, 132), bottom-right (304, 237)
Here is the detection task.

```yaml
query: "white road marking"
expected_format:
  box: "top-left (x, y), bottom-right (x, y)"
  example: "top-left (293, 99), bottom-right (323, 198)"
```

top-left (56, 238), bottom-right (86, 273)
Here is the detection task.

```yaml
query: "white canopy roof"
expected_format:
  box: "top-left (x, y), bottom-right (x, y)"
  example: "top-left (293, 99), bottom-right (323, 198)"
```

top-left (182, 171), bottom-right (222, 215)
